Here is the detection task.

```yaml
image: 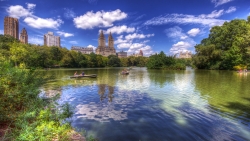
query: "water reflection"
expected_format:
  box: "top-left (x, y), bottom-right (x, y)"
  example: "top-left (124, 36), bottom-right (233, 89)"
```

top-left (97, 84), bottom-right (114, 102)
top-left (41, 67), bottom-right (250, 140)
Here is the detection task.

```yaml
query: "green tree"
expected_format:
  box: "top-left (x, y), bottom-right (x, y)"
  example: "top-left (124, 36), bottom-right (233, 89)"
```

top-left (193, 17), bottom-right (250, 70)
top-left (108, 55), bottom-right (121, 67)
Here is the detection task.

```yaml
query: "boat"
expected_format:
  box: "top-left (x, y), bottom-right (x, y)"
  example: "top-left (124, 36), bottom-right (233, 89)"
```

top-left (70, 74), bottom-right (97, 78)
top-left (121, 72), bottom-right (129, 75)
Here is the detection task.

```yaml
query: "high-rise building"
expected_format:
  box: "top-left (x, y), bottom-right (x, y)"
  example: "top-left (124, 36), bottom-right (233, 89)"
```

top-left (95, 31), bottom-right (116, 57)
top-left (4, 16), bottom-right (19, 39)
top-left (44, 32), bottom-right (60, 47)
top-left (20, 28), bottom-right (28, 44)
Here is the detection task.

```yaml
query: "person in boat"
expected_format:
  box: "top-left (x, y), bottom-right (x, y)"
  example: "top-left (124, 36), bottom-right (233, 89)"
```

top-left (74, 71), bottom-right (77, 76)
top-left (81, 71), bottom-right (85, 76)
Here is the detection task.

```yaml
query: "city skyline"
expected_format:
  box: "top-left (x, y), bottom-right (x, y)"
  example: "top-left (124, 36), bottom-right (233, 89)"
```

top-left (0, 0), bottom-right (249, 56)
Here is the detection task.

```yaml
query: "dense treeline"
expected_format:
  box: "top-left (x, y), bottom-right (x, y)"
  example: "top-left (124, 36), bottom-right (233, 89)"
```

top-left (0, 34), bottom-right (148, 68)
top-left (192, 16), bottom-right (250, 70)
top-left (147, 51), bottom-right (189, 70)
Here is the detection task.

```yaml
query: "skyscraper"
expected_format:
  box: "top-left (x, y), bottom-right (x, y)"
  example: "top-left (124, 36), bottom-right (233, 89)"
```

top-left (20, 28), bottom-right (28, 44)
top-left (44, 32), bottom-right (61, 47)
top-left (4, 16), bottom-right (19, 39)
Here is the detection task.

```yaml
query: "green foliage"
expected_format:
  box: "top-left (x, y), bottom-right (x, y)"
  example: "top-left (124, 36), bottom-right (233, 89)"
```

top-left (146, 51), bottom-right (186, 70)
top-left (0, 61), bottom-right (80, 141)
top-left (193, 17), bottom-right (250, 70)
top-left (0, 35), bottom-right (149, 69)
top-left (108, 55), bottom-right (121, 67)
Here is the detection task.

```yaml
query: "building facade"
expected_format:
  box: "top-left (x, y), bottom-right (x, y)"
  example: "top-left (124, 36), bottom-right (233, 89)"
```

top-left (132, 50), bottom-right (143, 57)
top-left (71, 46), bottom-right (94, 54)
top-left (20, 28), bottom-right (28, 44)
top-left (95, 31), bottom-right (116, 57)
top-left (117, 51), bottom-right (127, 58)
top-left (179, 51), bottom-right (192, 58)
top-left (44, 32), bottom-right (60, 47)
top-left (4, 16), bottom-right (19, 39)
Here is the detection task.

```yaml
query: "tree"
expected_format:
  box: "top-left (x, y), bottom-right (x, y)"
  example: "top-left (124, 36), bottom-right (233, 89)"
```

top-left (107, 55), bottom-right (121, 67)
top-left (193, 17), bottom-right (250, 70)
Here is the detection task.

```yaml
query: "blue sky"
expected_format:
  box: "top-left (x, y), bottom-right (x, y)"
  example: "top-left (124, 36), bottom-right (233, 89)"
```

top-left (0, 0), bottom-right (250, 56)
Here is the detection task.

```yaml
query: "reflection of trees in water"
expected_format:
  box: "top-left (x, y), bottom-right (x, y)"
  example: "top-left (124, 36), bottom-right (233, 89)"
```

top-left (147, 69), bottom-right (176, 87)
top-left (96, 68), bottom-right (118, 87)
top-left (194, 70), bottom-right (250, 121)
top-left (98, 84), bottom-right (115, 102)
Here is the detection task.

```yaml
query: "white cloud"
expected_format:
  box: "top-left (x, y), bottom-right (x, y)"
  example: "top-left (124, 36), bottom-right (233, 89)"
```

top-left (69, 41), bottom-right (78, 44)
top-left (24, 17), bottom-right (63, 29)
top-left (117, 43), bottom-right (132, 49)
top-left (170, 41), bottom-right (195, 54)
top-left (57, 31), bottom-right (74, 37)
top-left (0, 30), bottom-right (3, 34)
top-left (211, 0), bottom-right (233, 7)
top-left (74, 9), bottom-right (127, 29)
top-left (7, 4), bottom-right (63, 29)
top-left (125, 33), bottom-right (154, 40)
top-left (29, 36), bottom-right (43, 45)
top-left (127, 44), bottom-right (154, 56)
top-left (102, 25), bottom-right (135, 34)
top-left (87, 45), bottom-right (96, 51)
top-left (7, 5), bottom-right (33, 18)
top-left (200, 10), bottom-right (224, 18)
top-left (187, 28), bottom-right (200, 37)
top-left (165, 26), bottom-right (188, 40)
top-left (64, 8), bottom-right (76, 19)
top-left (26, 3), bottom-right (36, 10)
top-left (225, 6), bottom-right (236, 13)
top-left (144, 8), bottom-right (237, 27)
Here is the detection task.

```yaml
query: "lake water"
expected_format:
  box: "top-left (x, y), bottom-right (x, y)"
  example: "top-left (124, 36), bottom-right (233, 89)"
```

top-left (42, 67), bottom-right (250, 141)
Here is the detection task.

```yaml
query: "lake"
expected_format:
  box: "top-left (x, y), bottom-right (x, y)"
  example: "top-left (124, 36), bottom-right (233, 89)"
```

top-left (41, 67), bottom-right (250, 141)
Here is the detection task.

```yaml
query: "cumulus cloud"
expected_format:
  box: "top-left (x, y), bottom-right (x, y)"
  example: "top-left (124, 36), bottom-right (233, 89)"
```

top-left (102, 25), bottom-right (135, 34)
top-left (7, 4), bottom-right (63, 29)
top-left (187, 28), bottom-right (200, 37)
top-left (7, 5), bottom-right (33, 18)
top-left (57, 31), bottom-right (74, 37)
top-left (69, 41), bottom-right (78, 44)
top-left (87, 44), bottom-right (97, 51)
top-left (64, 8), bottom-right (76, 19)
top-left (73, 9), bottom-right (127, 29)
top-left (0, 30), bottom-right (3, 34)
top-left (170, 41), bottom-right (194, 54)
top-left (211, 0), bottom-right (233, 7)
top-left (144, 8), bottom-right (236, 27)
top-left (165, 26), bottom-right (188, 40)
top-left (114, 32), bottom-right (155, 56)
top-left (24, 17), bottom-right (63, 29)
top-left (127, 44), bottom-right (154, 56)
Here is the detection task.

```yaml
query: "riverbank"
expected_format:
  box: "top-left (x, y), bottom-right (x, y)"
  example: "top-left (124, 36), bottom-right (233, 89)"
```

top-left (0, 61), bottom-right (88, 141)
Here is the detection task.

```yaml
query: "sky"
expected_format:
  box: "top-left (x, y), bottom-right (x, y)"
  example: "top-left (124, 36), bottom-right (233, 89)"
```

top-left (0, 0), bottom-right (250, 56)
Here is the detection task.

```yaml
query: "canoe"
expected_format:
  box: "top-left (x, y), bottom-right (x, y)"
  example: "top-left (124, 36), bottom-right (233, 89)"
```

top-left (70, 74), bottom-right (97, 78)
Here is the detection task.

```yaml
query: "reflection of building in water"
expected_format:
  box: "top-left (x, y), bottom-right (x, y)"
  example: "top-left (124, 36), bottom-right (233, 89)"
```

top-left (97, 84), bottom-right (114, 102)
top-left (179, 51), bottom-right (192, 58)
